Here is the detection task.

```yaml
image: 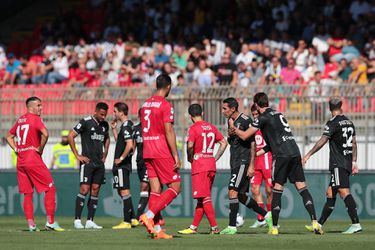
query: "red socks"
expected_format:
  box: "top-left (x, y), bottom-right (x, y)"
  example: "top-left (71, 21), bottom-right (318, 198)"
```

top-left (192, 200), bottom-right (204, 227)
top-left (267, 203), bottom-right (272, 212)
top-left (257, 203), bottom-right (265, 221)
top-left (24, 193), bottom-right (35, 227)
top-left (203, 197), bottom-right (217, 227)
top-left (44, 186), bottom-right (56, 224)
top-left (149, 188), bottom-right (178, 215)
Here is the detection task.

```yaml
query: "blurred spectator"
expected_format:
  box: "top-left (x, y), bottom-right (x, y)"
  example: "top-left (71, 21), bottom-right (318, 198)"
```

top-left (154, 43), bottom-right (169, 66)
top-left (68, 63), bottom-right (91, 87)
top-left (237, 62), bottom-right (251, 87)
top-left (249, 58), bottom-right (263, 85)
top-left (292, 40), bottom-right (309, 72)
top-left (50, 130), bottom-right (79, 169)
top-left (213, 53), bottom-right (237, 86)
top-left (235, 44), bottom-right (256, 66)
top-left (281, 58), bottom-right (301, 85)
top-left (338, 59), bottom-right (352, 82)
top-left (1, 53), bottom-right (21, 85)
top-left (350, 0), bottom-right (371, 21)
top-left (264, 56), bottom-right (282, 83)
top-left (46, 50), bottom-right (69, 84)
top-left (18, 55), bottom-right (36, 84)
top-left (193, 58), bottom-right (215, 88)
top-left (348, 58), bottom-right (368, 84)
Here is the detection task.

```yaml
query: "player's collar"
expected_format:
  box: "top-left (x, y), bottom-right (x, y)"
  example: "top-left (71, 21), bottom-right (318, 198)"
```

top-left (232, 112), bottom-right (243, 123)
top-left (91, 116), bottom-right (99, 125)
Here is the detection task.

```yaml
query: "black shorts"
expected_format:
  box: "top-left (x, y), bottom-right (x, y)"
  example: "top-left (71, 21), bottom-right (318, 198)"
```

top-left (228, 160), bottom-right (249, 193)
top-left (112, 167), bottom-right (131, 190)
top-left (272, 156), bottom-right (305, 185)
top-left (329, 167), bottom-right (350, 188)
top-left (79, 163), bottom-right (106, 185)
top-left (137, 161), bottom-right (149, 183)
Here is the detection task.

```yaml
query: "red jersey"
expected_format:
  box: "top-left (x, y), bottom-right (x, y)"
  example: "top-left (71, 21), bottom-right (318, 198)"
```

top-left (141, 95), bottom-right (174, 159)
top-left (9, 113), bottom-right (46, 166)
top-left (187, 120), bottom-right (224, 174)
top-left (254, 130), bottom-right (272, 170)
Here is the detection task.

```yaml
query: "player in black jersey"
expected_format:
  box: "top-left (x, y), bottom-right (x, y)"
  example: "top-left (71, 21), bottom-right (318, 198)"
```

top-left (110, 102), bottom-right (139, 229)
top-left (68, 102), bottom-right (110, 229)
top-left (132, 109), bottom-right (150, 220)
top-left (220, 97), bottom-right (272, 235)
top-left (231, 93), bottom-right (321, 235)
top-left (303, 98), bottom-right (362, 234)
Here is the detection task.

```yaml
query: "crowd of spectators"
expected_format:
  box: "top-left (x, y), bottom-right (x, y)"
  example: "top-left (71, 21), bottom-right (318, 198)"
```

top-left (0, 0), bottom-right (374, 90)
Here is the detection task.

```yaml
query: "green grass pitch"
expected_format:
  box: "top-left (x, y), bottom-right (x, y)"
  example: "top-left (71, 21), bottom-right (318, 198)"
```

top-left (0, 217), bottom-right (373, 250)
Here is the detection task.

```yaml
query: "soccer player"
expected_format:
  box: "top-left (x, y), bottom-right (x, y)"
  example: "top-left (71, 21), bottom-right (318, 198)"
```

top-left (249, 104), bottom-right (273, 228)
top-left (111, 102), bottom-right (139, 229)
top-left (231, 92), bottom-right (321, 235)
top-left (139, 74), bottom-right (181, 239)
top-left (220, 97), bottom-right (272, 235)
top-left (6, 96), bottom-right (64, 232)
top-left (68, 102), bottom-right (110, 229)
top-left (178, 104), bottom-right (228, 234)
top-left (133, 109), bottom-right (151, 219)
top-left (303, 98), bottom-right (362, 234)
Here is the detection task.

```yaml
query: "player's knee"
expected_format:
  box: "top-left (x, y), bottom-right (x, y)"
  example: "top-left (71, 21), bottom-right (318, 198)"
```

top-left (90, 186), bottom-right (100, 196)
top-left (140, 183), bottom-right (149, 192)
top-left (169, 182), bottom-right (181, 194)
top-left (79, 186), bottom-right (89, 195)
top-left (338, 188), bottom-right (350, 199)
top-left (228, 189), bottom-right (238, 199)
top-left (251, 186), bottom-right (260, 196)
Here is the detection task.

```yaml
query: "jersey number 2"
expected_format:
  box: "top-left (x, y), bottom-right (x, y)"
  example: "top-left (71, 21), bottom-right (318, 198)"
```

top-left (16, 124), bottom-right (30, 145)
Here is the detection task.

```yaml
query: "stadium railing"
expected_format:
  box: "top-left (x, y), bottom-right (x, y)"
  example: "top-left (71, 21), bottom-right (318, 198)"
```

top-left (0, 83), bottom-right (374, 169)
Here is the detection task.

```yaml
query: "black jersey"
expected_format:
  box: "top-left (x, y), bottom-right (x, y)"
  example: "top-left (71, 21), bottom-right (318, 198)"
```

top-left (228, 113), bottom-right (254, 165)
top-left (133, 123), bottom-right (144, 163)
top-left (114, 120), bottom-right (134, 168)
top-left (323, 115), bottom-right (356, 172)
top-left (73, 116), bottom-right (109, 167)
top-left (251, 108), bottom-right (300, 158)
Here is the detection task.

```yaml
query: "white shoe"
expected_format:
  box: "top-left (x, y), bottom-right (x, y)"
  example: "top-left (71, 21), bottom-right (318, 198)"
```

top-left (85, 220), bottom-right (103, 229)
top-left (249, 220), bottom-right (266, 228)
top-left (74, 219), bottom-right (84, 229)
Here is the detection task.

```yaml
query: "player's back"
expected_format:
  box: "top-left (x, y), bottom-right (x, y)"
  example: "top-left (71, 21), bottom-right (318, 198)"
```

top-left (9, 113), bottom-right (45, 164)
top-left (324, 115), bottom-right (355, 171)
top-left (188, 120), bottom-right (223, 174)
top-left (141, 95), bottom-right (174, 159)
top-left (256, 108), bottom-right (300, 158)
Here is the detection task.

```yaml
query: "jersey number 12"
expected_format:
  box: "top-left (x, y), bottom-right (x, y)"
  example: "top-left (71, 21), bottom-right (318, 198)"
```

top-left (202, 132), bottom-right (215, 153)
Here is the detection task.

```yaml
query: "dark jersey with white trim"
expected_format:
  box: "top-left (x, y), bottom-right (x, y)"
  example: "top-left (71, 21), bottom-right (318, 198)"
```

top-left (323, 115), bottom-right (356, 171)
top-left (228, 113), bottom-right (254, 166)
top-left (133, 123), bottom-right (144, 163)
top-left (73, 116), bottom-right (109, 166)
top-left (251, 108), bottom-right (300, 158)
top-left (114, 120), bottom-right (134, 167)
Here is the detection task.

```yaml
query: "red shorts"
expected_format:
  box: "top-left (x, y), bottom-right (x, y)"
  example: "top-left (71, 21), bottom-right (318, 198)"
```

top-left (192, 171), bottom-right (215, 199)
top-left (17, 163), bottom-right (54, 194)
top-left (145, 158), bottom-right (180, 184)
top-left (251, 167), bottom-right (273, 187)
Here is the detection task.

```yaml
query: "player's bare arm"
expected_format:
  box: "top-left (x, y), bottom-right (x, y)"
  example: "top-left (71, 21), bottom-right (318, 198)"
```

top-left (247, 141), bottom-right (256, 177)
top-left (68, 130), bottom-right (90, 163)
top-left (187, 141), bottom-right (194, 163)
top-left (5, 132), bottom-right (17, 153)
top-left (352, 136), bottom-right (358, 175)
top-left (214, 138), bottom-right (228, 161)
top-left (302, 135), bottom-right (329, 166)
top-left (114, 139), bottom-right (134, 166)
top-left (111, 120), bottom-right (118, 141)
top-left (256, 149), bottom-right (265, 157)
top-left (102, 133), bottom-right (110, 163)
top-left (234, 126), bottom-right (258, 141)
top-left (37, 127), bottom-right (49, 154)
top-left (165, 122), bottom-right (180, 169)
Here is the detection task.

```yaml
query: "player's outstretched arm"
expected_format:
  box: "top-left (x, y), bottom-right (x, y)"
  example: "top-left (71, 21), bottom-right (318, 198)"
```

top-left (165, 122), bottom-right (180, 169)
top-left (302, 135), bottom-right (329, 166)
top-left (352, 136), bottom-right (358, 175)
top-left (214, 138), bottom-right (227, 161)
top-left (187, 141), bottom-right (194, 163)
top-left (234, 126), bottom-right (258, 141)
top-left (6, 132), bottom-right (17, 153)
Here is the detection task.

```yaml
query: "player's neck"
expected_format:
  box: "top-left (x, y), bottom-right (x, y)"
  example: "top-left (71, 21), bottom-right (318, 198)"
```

top-left (154, 89), bottom-right (167, 98)
top-left (231, 111), bottom-right (240, 121)
top-left (119, 116), bottom-right (128, 123)
top-left (331, 110), bottom-right (342, 117)
top-left (193, 117), bottom-right (203, 123)
top-left (259, 107), bottom-right (268, 113)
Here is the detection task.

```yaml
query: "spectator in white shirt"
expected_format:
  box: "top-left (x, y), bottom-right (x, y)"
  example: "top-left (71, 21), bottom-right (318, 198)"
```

top-left (235, 43), bottom-right (256, 66)
top-left (46, 50), bottom-right (69, 84)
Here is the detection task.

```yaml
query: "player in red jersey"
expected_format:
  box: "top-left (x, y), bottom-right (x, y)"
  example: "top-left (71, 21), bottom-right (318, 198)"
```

top-left (178, 104), bottom-right (228, 235)
top-left (6, 97), bottom-right (64, 232)
top-left (249, 104), bottom-right (273, 228)
top-left (138, 74), bottom-right (181, 239)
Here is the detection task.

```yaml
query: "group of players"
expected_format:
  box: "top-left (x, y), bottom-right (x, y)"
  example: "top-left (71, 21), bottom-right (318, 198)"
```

top-left (6, 73), bottom-right (362, 238)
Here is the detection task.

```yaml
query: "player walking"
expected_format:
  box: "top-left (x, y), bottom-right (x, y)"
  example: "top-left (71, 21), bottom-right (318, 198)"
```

top-left (303, 98), bottom-right (362, 234)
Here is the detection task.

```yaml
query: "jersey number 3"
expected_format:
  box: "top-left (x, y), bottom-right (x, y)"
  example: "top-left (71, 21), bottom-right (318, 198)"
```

top-left (143, 109), bottom-right (151, 133)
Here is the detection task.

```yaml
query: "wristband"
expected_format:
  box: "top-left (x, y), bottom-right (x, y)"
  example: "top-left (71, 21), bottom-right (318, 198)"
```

top-left (352, 161), bottom-right (357, 164)
top-left (120, 156), bottom-right (124, 161)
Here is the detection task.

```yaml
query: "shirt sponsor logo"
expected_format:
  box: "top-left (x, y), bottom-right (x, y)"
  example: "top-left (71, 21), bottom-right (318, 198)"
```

top-left (91, 127), bottom-right (95, 131)
top-left (144, 136), bottom-right (160, 141)
top-left (282, 135), bottom-right (294, 141)
top-left (91, 132), bottom-right (105, 141)
top-left (343, 150), bottom-right (352, 156)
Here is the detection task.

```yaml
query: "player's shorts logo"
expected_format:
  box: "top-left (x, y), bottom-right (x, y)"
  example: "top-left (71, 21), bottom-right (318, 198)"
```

top-left (173, 175), bottom-right (178, 180)
top-left (194, 154), bottom-right (199, 160)
top-left (193, 191), bottom-right (197, 196)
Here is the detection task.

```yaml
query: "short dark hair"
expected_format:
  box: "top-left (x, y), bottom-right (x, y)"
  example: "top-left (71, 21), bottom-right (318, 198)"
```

top-left (96, 102), bottom-right (109, 111)
top-left (114, 102), bottom-right (128, 115)
top-left (250, 103), bottom-right (257, 112)
top-left (253, 92), bottom-right (269, 108)
top-left (188, 104), bottom-right (203, 117)
top-left (26, 96), bottom-right (41, 106)
top-left (156, 74), bottom-right (172, 89)
top-left (223, 97), bottom-right (239, 111)
top-left (329, 98), bottom-right (342, 111)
